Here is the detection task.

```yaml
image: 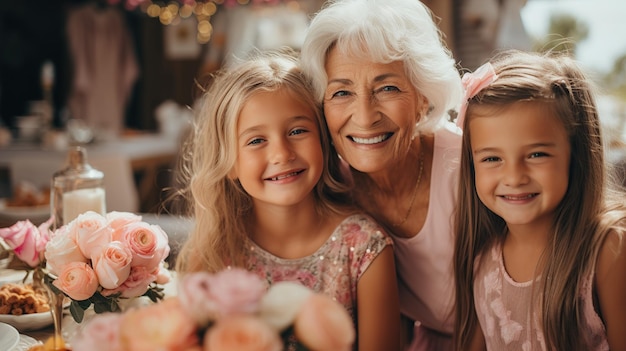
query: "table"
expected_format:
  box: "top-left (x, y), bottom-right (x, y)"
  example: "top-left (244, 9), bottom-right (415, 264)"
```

top-left (0, 133), bottom-right (181, 223)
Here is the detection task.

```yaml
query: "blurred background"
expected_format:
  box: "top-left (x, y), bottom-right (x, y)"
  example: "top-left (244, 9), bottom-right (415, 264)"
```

top-left (0, 0), bottom-right (624, 219)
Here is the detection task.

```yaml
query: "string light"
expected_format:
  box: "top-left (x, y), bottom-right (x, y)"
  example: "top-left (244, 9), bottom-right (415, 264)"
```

top-left (110, 0), bottom-right (296, 43)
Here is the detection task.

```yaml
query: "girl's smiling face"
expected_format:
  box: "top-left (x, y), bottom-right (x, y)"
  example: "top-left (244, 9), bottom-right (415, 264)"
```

top-left (231, 88), bottom-right (323, 208)
top-left (469, 101), bottom-right (571, 233)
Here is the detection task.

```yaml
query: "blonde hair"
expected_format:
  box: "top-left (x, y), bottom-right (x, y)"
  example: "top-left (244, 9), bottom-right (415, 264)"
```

top-left (454, 50), bottom-right (626, 351)
top-left (175, 49), bottom-right (352, 274)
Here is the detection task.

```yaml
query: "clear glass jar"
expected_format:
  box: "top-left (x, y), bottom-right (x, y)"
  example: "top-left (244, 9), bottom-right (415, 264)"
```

top-left (51, 146), bottom-right (106, 229)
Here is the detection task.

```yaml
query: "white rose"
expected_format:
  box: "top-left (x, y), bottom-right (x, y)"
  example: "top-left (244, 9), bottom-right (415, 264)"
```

top-left (258, 281), bottom-right (313, 331)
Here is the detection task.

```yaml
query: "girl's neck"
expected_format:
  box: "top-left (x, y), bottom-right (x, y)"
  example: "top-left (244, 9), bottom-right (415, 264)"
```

top-left (248, 197), bottom-right (343, 259)
top-left (502, 224), bottom-right (550, 282)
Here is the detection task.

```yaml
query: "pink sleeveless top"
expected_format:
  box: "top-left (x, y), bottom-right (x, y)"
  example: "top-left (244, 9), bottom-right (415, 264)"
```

top-left (474, 243), bottom-right (609, 351)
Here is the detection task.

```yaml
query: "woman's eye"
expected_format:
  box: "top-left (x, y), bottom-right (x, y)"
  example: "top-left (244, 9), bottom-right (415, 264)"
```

top-left (330, 90), bottom-right (350, 98)
top-left (382, 85), bottom-right (399, 92)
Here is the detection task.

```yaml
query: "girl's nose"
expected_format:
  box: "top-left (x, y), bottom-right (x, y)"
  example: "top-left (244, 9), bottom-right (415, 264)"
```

top-left (502, 161), bottom-right (529, 187)
top-left (270, 138), bottom-right (296, 164)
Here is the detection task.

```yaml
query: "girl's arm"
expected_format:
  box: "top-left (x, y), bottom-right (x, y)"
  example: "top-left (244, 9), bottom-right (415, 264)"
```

top-left (356, 245), bottom-right (402, 351)
top-left (596, 229), bottom-right (626, 350)
top-left (468, 322), bottom-right (487, 351)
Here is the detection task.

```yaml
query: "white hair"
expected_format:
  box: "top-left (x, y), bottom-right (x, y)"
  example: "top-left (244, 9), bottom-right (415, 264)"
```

top-left (300, 0), bottom-right (463, 131)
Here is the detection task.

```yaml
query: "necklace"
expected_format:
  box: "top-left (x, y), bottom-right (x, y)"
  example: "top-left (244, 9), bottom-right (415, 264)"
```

top-left (392, 136), bottom-right (424, 227)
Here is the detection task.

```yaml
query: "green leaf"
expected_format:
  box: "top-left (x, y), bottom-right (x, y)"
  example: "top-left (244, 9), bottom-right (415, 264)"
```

top-left (77, 299), bottom-right (91, 310)
top-left (70, 301), bottom-right (85, 323)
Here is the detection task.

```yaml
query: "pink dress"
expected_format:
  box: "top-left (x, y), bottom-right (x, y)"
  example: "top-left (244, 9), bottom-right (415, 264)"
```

top-left (474, 243), bottom-right (609, 351)
top-left (393, 123), bottom-right (461, 351)
top-left (243, 213), bottom-right (392, 322)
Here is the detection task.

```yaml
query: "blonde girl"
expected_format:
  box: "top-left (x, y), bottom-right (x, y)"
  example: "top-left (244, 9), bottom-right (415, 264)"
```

top-left (176, 50), bottom-right (401, 351)
top-left (454, 50), bottom-right (626, 351)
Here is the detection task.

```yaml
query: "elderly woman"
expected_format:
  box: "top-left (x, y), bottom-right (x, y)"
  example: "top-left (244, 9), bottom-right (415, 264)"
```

top-left (301, 0), bottom-right (463, 350)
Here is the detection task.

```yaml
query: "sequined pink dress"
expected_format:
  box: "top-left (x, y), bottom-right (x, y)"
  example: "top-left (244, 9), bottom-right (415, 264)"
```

top-left (243, 213), bottom-right (393, 324)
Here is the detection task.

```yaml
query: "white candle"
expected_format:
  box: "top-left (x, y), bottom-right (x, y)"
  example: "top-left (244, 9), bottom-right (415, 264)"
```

top-left (62, 188), bottom-right (106, 224)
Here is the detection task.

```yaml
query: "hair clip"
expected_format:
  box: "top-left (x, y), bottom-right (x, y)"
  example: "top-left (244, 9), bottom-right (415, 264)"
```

top-left (456, 62), bottom-right (498, 128)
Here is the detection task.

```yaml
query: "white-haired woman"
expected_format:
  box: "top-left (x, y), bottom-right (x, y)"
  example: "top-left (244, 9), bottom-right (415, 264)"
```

top-left (301, 1), bottom-right (463, 350)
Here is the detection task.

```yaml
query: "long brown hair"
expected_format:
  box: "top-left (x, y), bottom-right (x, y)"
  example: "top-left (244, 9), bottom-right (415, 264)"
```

top-left (454, 50), bottom-right (626, 350)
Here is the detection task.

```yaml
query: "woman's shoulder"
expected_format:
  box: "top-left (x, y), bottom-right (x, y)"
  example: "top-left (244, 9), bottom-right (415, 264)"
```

top-left (433, 121), bottom-right (462, 148)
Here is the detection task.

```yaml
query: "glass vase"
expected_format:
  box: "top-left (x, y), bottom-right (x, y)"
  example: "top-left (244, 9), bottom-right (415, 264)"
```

top-left (44, 282), bottom-right (69, 350)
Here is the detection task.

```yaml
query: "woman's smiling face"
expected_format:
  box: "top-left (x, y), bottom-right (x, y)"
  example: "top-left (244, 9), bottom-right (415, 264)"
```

top-left (322, 47), bottom-right (427, 173)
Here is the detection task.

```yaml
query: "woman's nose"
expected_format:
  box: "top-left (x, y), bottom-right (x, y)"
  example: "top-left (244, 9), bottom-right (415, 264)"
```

top-left (350, 94), bottom-right (382, 127)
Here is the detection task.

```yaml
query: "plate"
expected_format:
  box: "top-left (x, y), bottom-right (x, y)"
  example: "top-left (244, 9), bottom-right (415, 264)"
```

top-left (0, 269), bottom-right (32, 286)
top-left (0, 322), bottom-right (20, 350)
top-left (0, 199), bottom-right (50, 221)
top-left (0, 311), bottom-right (53, 332)
top-left (15, 334), bottom-right (41, 351)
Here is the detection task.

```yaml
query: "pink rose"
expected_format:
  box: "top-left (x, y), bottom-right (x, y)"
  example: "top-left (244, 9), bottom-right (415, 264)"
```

top-left (106, 211), bottom-right (142, 231)
top-left (101, 266), bottom-right (156, 298)
top-left (70, 312), bottom-right (123, 351)
top-left (294, 294), bottom-right (355, 351)
top-left (45, 225), bottom-right (87, 276)
top-left (69, 211), bottom-right (112, 259)
top-left (204, 315), bottom-right (283, 351)
top-left (119, 298), bottom-right (199, 351)
top-left (154, 263), bottom-right (171, 285)
top-left (53, 261), bottom-right (99, 301)
top-left (0, 217), bottom-right (52, 267)
top-left (114, 222), bottom-right (169, 271)
top-left (178, 269), bottom-right (266, 325)
top-left (93, 241), bottom-right (133, 289)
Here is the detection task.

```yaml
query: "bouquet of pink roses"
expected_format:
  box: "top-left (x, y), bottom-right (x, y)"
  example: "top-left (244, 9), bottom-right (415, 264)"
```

top-left (71, 268), bottom-right (355, 351)
top-left (44, 210), bottom-right (171, 322)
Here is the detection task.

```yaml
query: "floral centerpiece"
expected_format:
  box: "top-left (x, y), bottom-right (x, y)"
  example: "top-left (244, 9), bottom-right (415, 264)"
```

top-left (0, 211), bottom-right (171, 323)
top-left (71, 268), bottom-right (356, 351)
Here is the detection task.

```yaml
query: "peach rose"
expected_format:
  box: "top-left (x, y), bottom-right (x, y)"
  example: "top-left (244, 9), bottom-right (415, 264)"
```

top-left (45, 224), bottom-right (87, 276)
top-left (101, 266), bottom-right (156, 298)
top-left (115, 222), bottom-right (169, 271)
top-left (153, 263), bottom-right (172, 285)
top-left (294, 294), bottom-right (355, 351)
top-left (70, 312), bottom-right (123, 351)
top-left (93, 241), bottom-right (133, 289)
top-left (204, 315), bottom-right (283, 351)
top-left (106, 211), bottom-right (142, 232)
top-left (119, 298), bottom-right (199, 351)
top-left (53, 261), bottom-right (99, 301)
top-left (0, 217), bottom-right (52, 267)
top-left (70, 211), bottom-right (112, 259)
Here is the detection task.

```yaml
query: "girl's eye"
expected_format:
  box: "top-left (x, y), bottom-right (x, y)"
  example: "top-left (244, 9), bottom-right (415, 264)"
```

top-left (482, 156), bottom-right (500, 163)
top-left (247, 137), bottom-right (264, 146)
top-left (529, 152), bottom-right (548, 158)
top-left (289, 128), bottom-right (308, 136)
